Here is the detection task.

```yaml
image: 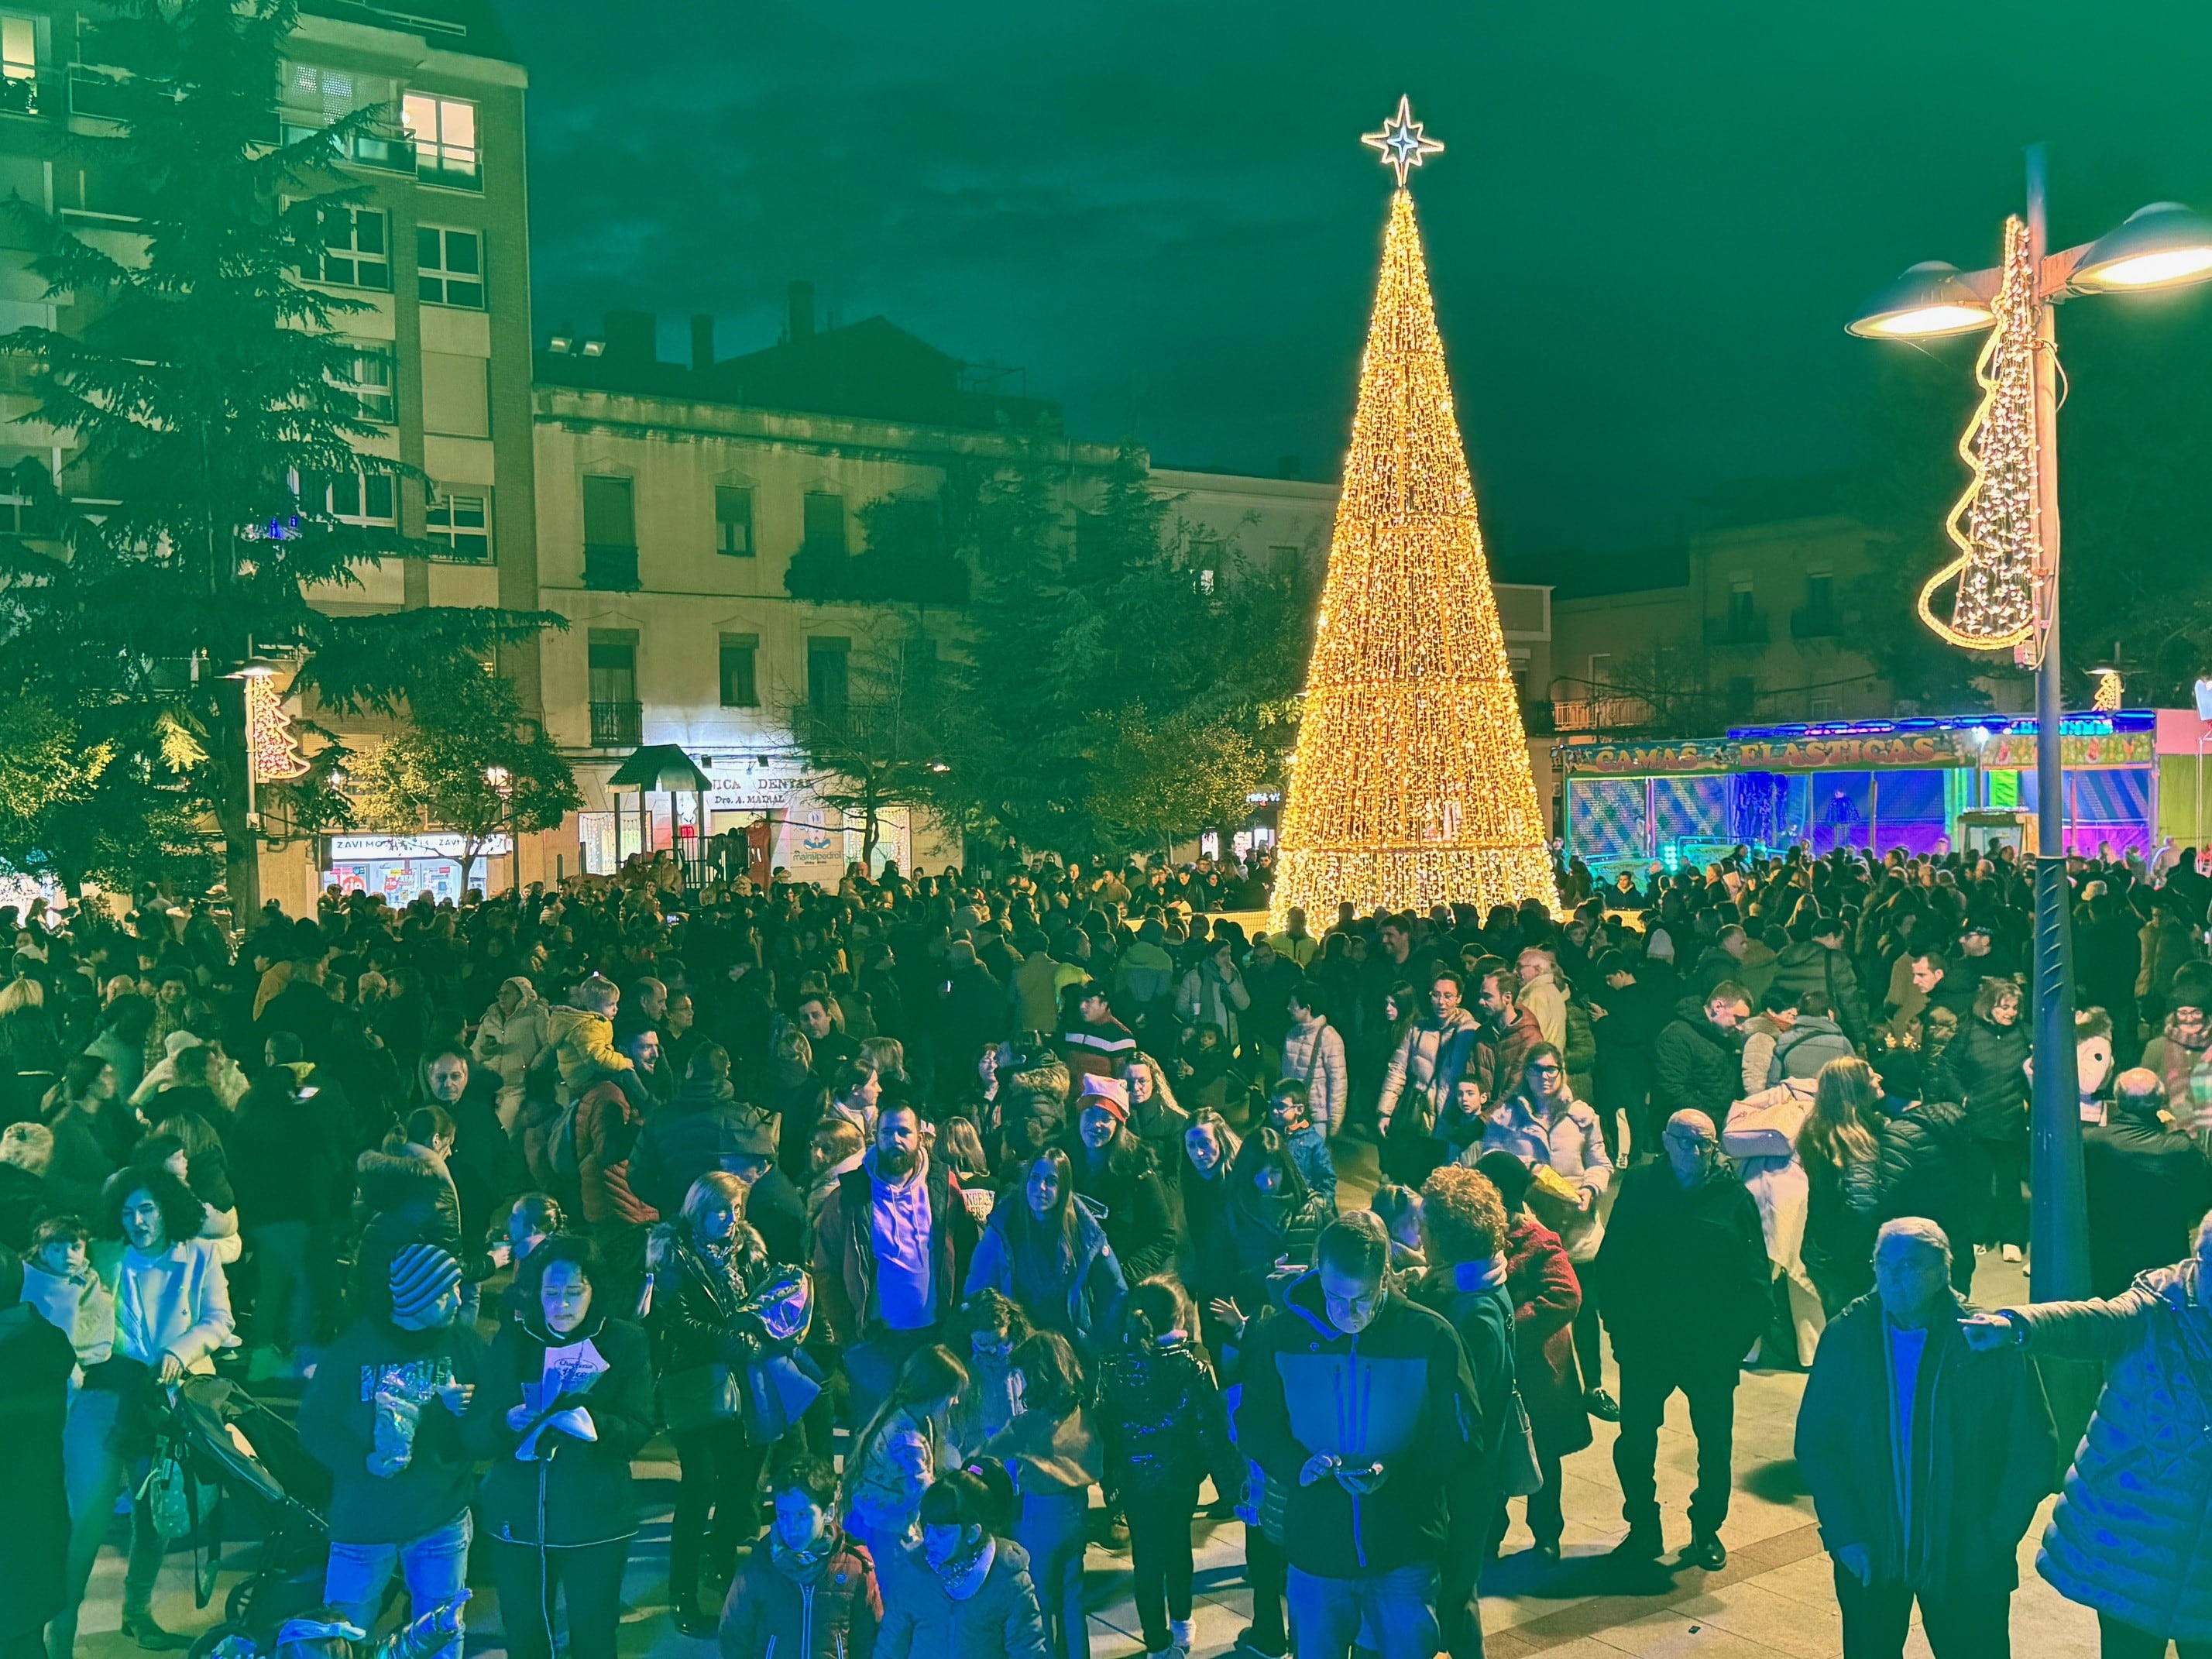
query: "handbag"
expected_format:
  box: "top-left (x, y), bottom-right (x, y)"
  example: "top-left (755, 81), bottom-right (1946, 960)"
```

top-left (1724, 1083), bottom-right (1812, 1160)
top-left (660, 1362), bottom-right (746, 1434)
top-left (1493, 1389), bottom-right (1544, 1499)
top-left (740, 1350), bottom-right (824, 1444)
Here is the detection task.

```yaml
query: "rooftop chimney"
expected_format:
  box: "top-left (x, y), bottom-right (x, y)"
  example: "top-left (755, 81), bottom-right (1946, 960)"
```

top-left (690, 313), bottom-right (716, 373)
top-left (604, 309), bottom-right (656, 362)
top-left (788, 280), bottom-right (815, 342)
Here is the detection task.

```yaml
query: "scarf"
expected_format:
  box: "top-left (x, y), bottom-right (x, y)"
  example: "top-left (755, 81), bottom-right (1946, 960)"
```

top-left (931, 1532), bottom-right (995, 1601)
top-left (2156, 1012), bottom-right (2211, 1114)
top-left (1450, 1255), bottom-right (1509, 1295)
top-left (771, 1526), bottom-right (843, 1586)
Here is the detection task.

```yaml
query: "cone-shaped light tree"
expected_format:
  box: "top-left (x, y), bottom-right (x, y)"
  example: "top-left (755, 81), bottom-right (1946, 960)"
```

top-left (1272, 101), bottom-right (1557, 925)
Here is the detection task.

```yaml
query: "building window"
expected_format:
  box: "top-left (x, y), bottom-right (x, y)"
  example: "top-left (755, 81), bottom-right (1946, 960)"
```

top-left (1726, 676), bottom-right (1757, 718)
top-left (588, 632), bottom-right (640, 747)
top-left (1587, 652), bottom-right (1612, 688)
top-left (1726, 582), bottom-right (1756, 632)
top-left (582, 475), bottom-right (637, 589)
top-left (2, 15), bottom-right (39, 115)
top-left (719, 634), bottom-right (760, 708)
top-left (336, 342), bottom-right (395, 424)
top-left (401, 91), bottom-right (479, 188)
top-left (715, 485), bottom-right (754, 557)
top-left (417, 226), bottom-right (483, 308)
top-left (802, 489), bottom-right (846, 555)
top-left (425, 489), bottom-right (490, 562)
top-left (304, 206), bottom-right (390, 290)
top-left (1810, 695), bottom-right (1840, 720)
top-left (807, 636), bottom-right (850, 716)
top-left (315, 465), bottom-right (397, 526)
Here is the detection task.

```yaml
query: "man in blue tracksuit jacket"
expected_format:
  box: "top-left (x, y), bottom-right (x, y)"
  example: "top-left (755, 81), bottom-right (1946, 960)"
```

top-left (1236, 1211), bottom-right (1482, 1659)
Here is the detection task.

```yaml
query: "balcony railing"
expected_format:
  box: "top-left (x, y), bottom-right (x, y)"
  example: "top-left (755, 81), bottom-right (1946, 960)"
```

top-left (582, 542), bottom-right (639, 591)
top-left (1791, 605), bottom-right (1843, 640)
top-left (1553, 695), bottom-right (1658, 733)
top-left (278, 115), bottom-right (417, 174)
top-left (0, 70), bottom-right (40, 118)
top-left (589, 700), bottom-right (642, 748)
top-left (67, 65), bottom-right (131, 125)
top-left (1704, 610), bottom-right (1770, 647)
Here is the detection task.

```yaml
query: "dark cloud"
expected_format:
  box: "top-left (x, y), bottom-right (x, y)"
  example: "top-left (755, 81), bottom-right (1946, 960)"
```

top-left (499, 0), bottom-right (2212, 558)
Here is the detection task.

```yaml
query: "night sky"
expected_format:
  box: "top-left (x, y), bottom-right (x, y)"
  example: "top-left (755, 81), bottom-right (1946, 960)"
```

top-left (498, 0), bottom-right (2212, 569)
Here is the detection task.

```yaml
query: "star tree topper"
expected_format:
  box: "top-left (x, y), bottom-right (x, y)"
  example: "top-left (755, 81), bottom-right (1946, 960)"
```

top-left (1362, 94), bottom-right (1444, 187)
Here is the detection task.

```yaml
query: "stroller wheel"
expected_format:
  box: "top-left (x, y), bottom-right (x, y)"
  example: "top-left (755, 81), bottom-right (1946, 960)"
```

top-left (187, 1625), bottom-right (256, 1659)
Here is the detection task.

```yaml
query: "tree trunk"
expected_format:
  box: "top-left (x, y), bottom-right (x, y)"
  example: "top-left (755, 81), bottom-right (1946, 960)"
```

top-left (213, 677), bottom-right (261, 920)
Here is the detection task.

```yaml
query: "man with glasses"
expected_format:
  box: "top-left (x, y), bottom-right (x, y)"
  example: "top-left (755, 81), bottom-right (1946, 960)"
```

top-left (1238, 1212), bottom-right (1482, 1659)
top-left (1594, 1110), bottom-right (1772, 1573)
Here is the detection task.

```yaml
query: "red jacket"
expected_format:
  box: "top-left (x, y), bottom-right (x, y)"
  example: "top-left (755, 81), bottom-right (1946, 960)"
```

top-left (719, 1530), bottom-right (880, 1659)
top-left (576, 1080), bottom-right (658, 1228)
top-left (812, 1151), bottom-right (977, 1347)
top-left (1502, 1213), bottom-right (1591, 1458)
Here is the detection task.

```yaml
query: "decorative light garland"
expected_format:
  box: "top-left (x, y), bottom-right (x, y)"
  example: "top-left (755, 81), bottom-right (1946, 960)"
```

top-left (1918, 215), bottom-right (2042, 654)
top-left (1271, 108), bottom-right (1557, 926)
top-left (246, 670), bottom-right (307, 783)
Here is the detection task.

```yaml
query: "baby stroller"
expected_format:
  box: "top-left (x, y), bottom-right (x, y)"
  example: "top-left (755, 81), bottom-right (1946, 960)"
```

top-left (163, 1374), bottom-right (335, 1644)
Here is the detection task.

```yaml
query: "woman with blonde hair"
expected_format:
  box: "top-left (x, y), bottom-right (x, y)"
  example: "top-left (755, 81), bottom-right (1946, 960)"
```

top-left (1796, 1056), bottom-right (1883, 1314)
top-left (1120, 1052), bottom-right (1190, 1197)
top-left (651, 1170), bottom-right (812, 1632)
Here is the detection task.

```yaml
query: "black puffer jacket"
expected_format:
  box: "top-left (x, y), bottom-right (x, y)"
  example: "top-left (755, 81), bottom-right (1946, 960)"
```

top-left (1937, 1013), bottom-right (2031, 1143)
top-left (1651, 998), bottom-right (1741, 1121)
top-left (1065, 1134), bottom-right (1177, 1283)
top-left (1093, 1333), bottom-right (1240, 1502)
top-left (2082, 1105), bottom-right (2212, 1298)
top-left (1876, 1097), bottom-right (1977, 1254)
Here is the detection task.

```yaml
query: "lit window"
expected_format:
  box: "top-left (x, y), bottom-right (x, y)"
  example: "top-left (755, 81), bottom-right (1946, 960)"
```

top-left (715, 484), bottom-right (754, 557)
top-left (304, 206), bottom-right (390, 290)
top-left (336, 342), bottom-right (396, 424)
top-left (417, 226), bottom-right (483, 308)
top-left (1, 15), bottom-right (38, 115)
top-left (402, 91), bottom-right (479, 187)
top-left (425, 490), bottom-right (490, 562)
top-left (315, 465), bottom-right (397, 526)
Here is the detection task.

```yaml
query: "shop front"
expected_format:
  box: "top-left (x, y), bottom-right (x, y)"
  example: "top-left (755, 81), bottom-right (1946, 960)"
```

top-left (322, 832), bottom-right (511, 904)
top-left (1561, 710), bottom-right (2180, 881)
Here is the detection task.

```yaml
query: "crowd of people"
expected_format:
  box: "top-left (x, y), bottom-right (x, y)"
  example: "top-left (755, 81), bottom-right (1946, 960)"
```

top-left (0, 834), bottom-right (2207, 1659)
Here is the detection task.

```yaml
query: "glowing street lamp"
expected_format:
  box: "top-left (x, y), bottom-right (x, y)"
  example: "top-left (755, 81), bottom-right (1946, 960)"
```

top-left (1850, 148), bottom-right (2212, 1305)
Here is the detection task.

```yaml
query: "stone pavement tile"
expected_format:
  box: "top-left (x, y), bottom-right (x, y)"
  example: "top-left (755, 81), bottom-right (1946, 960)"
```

top-left (1675, 1578), bottom-right (1847, 1659)
top-left (1582, 1606), bottom-right (1806, 1657)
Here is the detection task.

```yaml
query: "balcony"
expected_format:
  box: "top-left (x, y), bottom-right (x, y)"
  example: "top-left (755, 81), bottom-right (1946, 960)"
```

top-left (1791, 605), bottom-right (1843, 640)
top-left (278, 116), bottom-right (417, 175)
top-left (67, 65), bottom-right (130, 126)
top-left (589, 700), bottom-right (643, 748)
top-left (1705, 610), bottom-right (1770, 647)
top-left (582, 542), bottom-right (639, 591)
top-left (1553, 695), bottom-right (1658, 733)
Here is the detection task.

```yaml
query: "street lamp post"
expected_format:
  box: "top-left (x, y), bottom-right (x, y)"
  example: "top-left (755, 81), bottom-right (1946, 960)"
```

top-left (1849, 148), bottom-right (2212, 1304)
top-left (484, 764), bottom-right (517, 898)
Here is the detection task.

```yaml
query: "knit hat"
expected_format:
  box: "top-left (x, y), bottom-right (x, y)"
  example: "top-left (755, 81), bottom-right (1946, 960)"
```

top-left (1077, 1074), bottom-right (1129, 1124)
top-left (388, 1243), bottom-right (462, 1323)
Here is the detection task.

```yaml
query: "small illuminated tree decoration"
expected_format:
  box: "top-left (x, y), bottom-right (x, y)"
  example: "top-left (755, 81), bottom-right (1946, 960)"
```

top-left (1918, 216), bottom-right (2042, 654)
top-left (1270, 100), bottom-right (1556, 927)
top-left (245, 670), bottom-right (306, 783)
top-left (2090, 667), bottom-right (2122, 713)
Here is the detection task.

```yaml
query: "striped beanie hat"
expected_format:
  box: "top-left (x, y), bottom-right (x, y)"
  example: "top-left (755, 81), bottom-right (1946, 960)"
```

top-left (389, 1243), bottom-right (463, 1323)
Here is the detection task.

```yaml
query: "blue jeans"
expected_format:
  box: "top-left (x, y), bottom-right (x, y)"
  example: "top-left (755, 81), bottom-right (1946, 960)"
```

top-left (1286, 1561), bottom-right (1442, 1659)
top-left (324, 1511), bottom-right (472, 1659)
top-left (1015, 1489), bottom-right (1091, 1659)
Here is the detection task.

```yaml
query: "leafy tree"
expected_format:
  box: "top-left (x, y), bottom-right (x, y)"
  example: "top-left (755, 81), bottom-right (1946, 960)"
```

top-left (346, 666), bottom-right (579, 895)
top-left (1085, 706), bottom-right (1267, 855)
top-left (786, 491), bottom-right (970, 611)
top-left (0, 0), bottom-right (551, 912)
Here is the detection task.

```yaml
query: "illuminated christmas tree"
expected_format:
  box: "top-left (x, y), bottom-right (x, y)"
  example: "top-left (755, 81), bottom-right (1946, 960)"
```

top-left (1271, 99), bottom-right (1556, 926)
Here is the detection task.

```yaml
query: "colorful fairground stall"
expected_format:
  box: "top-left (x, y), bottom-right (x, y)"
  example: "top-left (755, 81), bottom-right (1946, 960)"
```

top-left (1558, 710), bottom-right (2211, 881)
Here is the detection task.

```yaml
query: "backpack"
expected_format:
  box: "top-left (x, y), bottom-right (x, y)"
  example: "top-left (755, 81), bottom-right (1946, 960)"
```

top-left (547, 1097), bottom-right (584, 1179)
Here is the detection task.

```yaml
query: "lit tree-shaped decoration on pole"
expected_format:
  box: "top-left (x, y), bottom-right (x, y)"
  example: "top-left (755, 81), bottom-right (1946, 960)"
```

top-left (1918, 217), bottom-right (2042, 654)
top-left (1269, 99), bottom-right (1556, 926)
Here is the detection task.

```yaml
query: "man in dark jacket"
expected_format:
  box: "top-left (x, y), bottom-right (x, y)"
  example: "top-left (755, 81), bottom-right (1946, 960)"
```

top-left (1589, 952), bottom-right (1662, 1166)
top-left (1650, 985), bottom-right (1748, 1154)
top-left (229, 1065), bottom-right (339, 1357)
top-left (1874, 1091), bottom-right (1978, 1295)
top-left (812, 1101), bottom-right (977, 1418)
top-left (298, 1243), bottom-right (483, 1655)
top-left (1237, 1211), bottom-right (1480, 1659)
top-left (2083, 1068), bottom-right (2212, 1297)
top-left (1771, 917), bottom-right (1868, 1047)
top-left (1796, 1218), bottom-right (2056, 1657)
top-left (1596, 1110), bottom-right (1771, 1570)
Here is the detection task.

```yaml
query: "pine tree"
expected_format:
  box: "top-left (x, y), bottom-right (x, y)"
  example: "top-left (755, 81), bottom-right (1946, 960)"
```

top-left (1272, 187), bottom-right (1555, 922)
top-left (0, 0), bottom-right (547, 908)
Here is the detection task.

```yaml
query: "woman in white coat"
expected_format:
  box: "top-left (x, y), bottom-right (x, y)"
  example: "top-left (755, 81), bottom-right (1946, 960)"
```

top-left (472, 975), bottom-right (549, 1126)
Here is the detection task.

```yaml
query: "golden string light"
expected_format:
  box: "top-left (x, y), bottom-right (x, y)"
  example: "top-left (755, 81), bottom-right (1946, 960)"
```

top-left (246, 670), bottom-right (306, 783)
top-left (1918, 215), bottom-right (2042, 653)
top-left (1271, 112), bottom-right (1556, 927)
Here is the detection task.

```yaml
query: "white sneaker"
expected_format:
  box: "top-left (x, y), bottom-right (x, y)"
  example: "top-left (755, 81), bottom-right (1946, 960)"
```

top-left (2001, 1244), bottom-right (2024, 1264)
top-left (1170, 1620), bottom-right (1194, 1652)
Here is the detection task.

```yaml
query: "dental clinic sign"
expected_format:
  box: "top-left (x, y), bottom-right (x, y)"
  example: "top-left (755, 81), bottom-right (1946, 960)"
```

top-left (702, 755), bottom-right (821, 814)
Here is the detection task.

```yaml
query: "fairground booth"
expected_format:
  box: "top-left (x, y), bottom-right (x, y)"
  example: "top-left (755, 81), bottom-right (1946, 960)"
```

top-left (1558, 710), bottom-right (2210, 882)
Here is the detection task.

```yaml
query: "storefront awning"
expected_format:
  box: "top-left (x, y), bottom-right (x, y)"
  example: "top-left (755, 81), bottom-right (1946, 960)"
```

top-left (606, 744), bottom-right (713, 794)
